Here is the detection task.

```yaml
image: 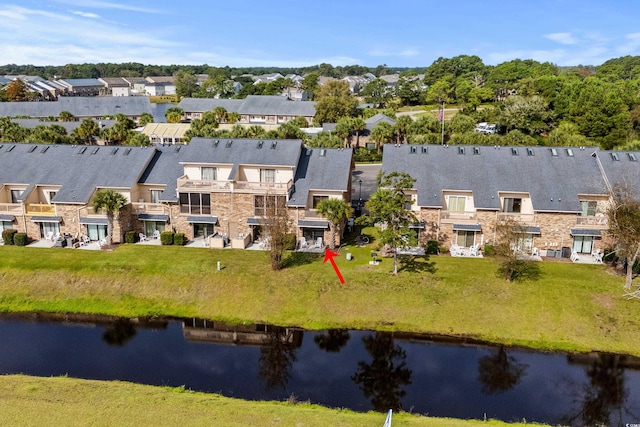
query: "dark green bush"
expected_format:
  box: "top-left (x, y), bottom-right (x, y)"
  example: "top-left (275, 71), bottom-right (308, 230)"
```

top-left (173, 233), bottom-right (186, 246)
top-left (124, 231), bottom-right (137, 244)
top-left (160, 231), bottom-right (174, 245)
top-left (13, 232), bottom-right (28, 246)
top-left (2, 229), bottom-right (17, 245)
top-left (283, 233), bottom-right (296, 250)
top-left (425, 240), bottom-right (439, 255)
top-left (483, 244), bottom-right (495, 256)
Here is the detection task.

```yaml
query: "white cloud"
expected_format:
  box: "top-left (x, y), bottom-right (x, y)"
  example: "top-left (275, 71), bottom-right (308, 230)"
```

top-left (71, 10), bottom-right (100, 19)
top-left (54, 0), bottom-right (162, 14)
top-left (545, 32), bottom-right (578, 45)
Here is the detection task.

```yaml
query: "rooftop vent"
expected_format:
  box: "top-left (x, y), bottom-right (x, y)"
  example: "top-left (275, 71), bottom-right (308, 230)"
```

top-left (214, 140), bottom-right (219, 147)
top-left (319, 149), bottom-right (326, 157)
top-left (271, 141), bottom-right (277, 149)
top-left (91, 147), bottom-right (99, 155)
top-left (629, 153), bottom-right (637, 161)
top-left (474, 147), bottom-right (480, 155)
top-left (305, 148), bottom-right (312, 156)
top-left (410, 146), bottom-right (417, 154)
top-left (78, 147), bottom-right (87, 154)
top-left (124, 148), bottom-right (132, 156)
top-left (226, 140), bottom-right (232, 148)
top-left (458, 146), bottom-right (465, 155)
top-left (566, 148), bottom-right (574, 157)
top-left (527, 148), bottom-right (534, 156)
top-left (257, 140), bottom-right (264, 149)
top-left (40, 146), bottom-right (49, 153)
top-left (611, 152), bottom-right (620, 161)
top-left (511, 147), bottom-right (519, 156)
top-left (174, 146), bottom-right (181, 153)
top-left (28, 146), bottom-right (37, 153)
top-left (550, 148), bottom-right (558, 156)
top-left (111, 148), bottom-right (119, 155)
top-left (6, 145), bottom-right (14, 152)
top-left (421, 146), bottom-right (428, 154)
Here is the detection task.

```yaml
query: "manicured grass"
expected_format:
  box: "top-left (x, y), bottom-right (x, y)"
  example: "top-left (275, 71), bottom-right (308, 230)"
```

top-left (0, 375), bottom-right (544, 427)
top-left (0, 237), bottom-right (637, 357)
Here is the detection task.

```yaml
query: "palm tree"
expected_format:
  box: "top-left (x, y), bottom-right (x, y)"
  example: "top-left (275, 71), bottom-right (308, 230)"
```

top-left (316, 198), bottom-right (353, 250)
top-left (58, 111), bottom-right (75, 122)
top-left (75, 119), bottom-right (99, 145)
top-left (92, 189), bottom-right (128, 245)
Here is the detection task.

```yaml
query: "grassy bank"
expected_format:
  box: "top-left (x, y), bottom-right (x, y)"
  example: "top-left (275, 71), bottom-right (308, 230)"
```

top-left (0, 375), bottom-right (540, 427)
top-left (0, 242), bottom-right (637, 357)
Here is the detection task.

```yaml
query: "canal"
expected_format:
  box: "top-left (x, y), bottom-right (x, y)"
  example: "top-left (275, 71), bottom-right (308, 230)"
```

top-left (1, 313), bottom-right (638, 426)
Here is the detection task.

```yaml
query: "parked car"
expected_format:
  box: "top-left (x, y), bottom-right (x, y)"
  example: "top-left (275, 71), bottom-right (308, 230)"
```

top-left (474, 122), bottom-right (497, 134)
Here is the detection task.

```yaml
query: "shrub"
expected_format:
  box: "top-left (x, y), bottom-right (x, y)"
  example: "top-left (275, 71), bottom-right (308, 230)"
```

top-left (124, 231), bottom-right (137, 244)
top-left (425, 240), bottom-right (439, 255)
top-left (2, 229), bottom-right (17, 245)
top-left (283, 233), bottom-right (296, 251)
top-left (13, 232), bottom-right (28, 246)
top-left (160, 231), bottom-right (174, 245)
top-left (173, 233), bottom-right (186, 246)
top-left (483, 244), bottom-right (495, 256)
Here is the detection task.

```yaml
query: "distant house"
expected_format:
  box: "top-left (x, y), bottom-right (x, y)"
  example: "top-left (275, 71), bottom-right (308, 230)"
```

top-left (123, 77), bottom-right (147, 95)
top-left (140, 123), bottom-right (191, 145)
top-left (145, 76), bottom-right (176, 96)
top-left (98, 77), bottom-right (131, 97)
top-left (57, 79), bottom-right (105, 96)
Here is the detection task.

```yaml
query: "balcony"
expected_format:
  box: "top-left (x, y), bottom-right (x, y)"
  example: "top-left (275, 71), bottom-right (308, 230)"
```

top-left (576, 216), bottom-right (608, 227)
top-left (497, 212), bottom-right (536, 224)
top-left (440, 210), bottom-right (477, 223)
top-left (131, 202), bottom-right (167, 216)
top-left (0, 203), bottom-right (23, 215)
top-left (235, 180), bottom-right (292, 194)
top-left (25, 203), bottom-right (56, 216)
top-left (177, 177), bottom-right (231, 193)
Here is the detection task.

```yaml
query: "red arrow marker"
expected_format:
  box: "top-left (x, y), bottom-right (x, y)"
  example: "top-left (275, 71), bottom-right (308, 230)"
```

top-left (323, 248), bottom-right (345, 284)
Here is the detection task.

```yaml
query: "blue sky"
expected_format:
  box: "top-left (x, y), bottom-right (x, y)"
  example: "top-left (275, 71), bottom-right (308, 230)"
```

top-left (1, 0), bottom-right (640, 68)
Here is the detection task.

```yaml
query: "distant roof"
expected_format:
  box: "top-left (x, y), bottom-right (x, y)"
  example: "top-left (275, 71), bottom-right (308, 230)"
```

top-left (365, 113), bottom-right (396, 130)
top-left (598, 150), bottom-right (640, 198)
top-left (99, 77), bottom-right (130, 87)
top-left (178, 95), bottom-right (316, 117)
top-left (12, 118), bottom-right (116, 133)
top-left (288, 147), bottom-right (353, 207)
top-left (178, 98), bottom-right (243, 113)
top-left (146, 76), bottom-right (175, 84)
top-left (141, 123), bottom-right (190, 139)
top-left (0, 97), bottom-right (152, 118)
top-left (382, 144), bottom-right (607, 212)
top-left (58, 78), bottom-right (104, 87)
top-left (0, 143), bottom-right (157, 204)
top-left (138, 145), bottom-right (188, 202)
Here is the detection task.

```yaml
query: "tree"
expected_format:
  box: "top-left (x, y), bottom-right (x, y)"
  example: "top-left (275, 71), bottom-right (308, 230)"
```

top-left (362, 172), bottom-right (417, 275)
top-left (494, 220), bottom-right (541, 282)
top-left (139, 112), bottom-right (154, 126)
top-left (75, 119), bottom-right (100, 145)
top-left (306, 131), bottom-right (342, 148)
top-left (0, 118), bottom-right (29, 142)
top-left (27, 124), bottom-right (69, 144)
top-left (174, 70), bottom-right (199, 99)
top-left (58, 111), bottom-right (75, 122)
top-left (394, 116), bottom-right (413, 144)
top-left (395, 71), bottom-right (424, 106)
top-left (301, 72), bottom-right (319, 99)
top-left (260, 195), bottom-right (292, 270)
top-left (165, 107), bottom-right (183, 123)
top-left (213, 106), bottom-right (228, 124)
top-left (314, 329), bottom-right (350, 353)
top-left (123, 132), bottom-right (151, 146)
top-left (316, 198), bottom-right (353, 250)
top-left (314, 80), bottom-right (357, 124)
top-left (477, 346), bottom-right (528, 394)
top-left (5, 79), bottom-right (29, 102)
top-left (499, 95), bottom-right (553, 135)
top-left (369, 122), bottom-right (394, 154)
top-left (258, 327), bottom-right (299, 390)
top-left (91, 189), bottom-right (128, 245)
top-left (606, 183), bottom-right (640, 290)
top-left (361, 79), bottom-right (391, 108)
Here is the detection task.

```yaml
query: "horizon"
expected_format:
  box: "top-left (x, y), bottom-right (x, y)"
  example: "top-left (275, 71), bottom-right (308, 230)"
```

top-left (1, 1), bottom-right (640, 69)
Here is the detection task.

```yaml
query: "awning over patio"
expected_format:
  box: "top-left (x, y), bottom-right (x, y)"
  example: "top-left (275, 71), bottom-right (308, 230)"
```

top-left (187, 215), bottom-right (218, 224)
top-left (79, 217), bottom-right (108, 225)
top-left (515, 226), bottom-right (541, 235)
top-left (30, 216), bottom-right (62, 223)
top-left (453, 223), bottom-right (482, 232)
top-left (0, 214), bottom-right (15, 221)
top-left (247, 217), bottom-right (262, 225)
top-left (570, 228), bottom-right (601, 237)
top-left (138, 214), bottom-right (169, 221)
top-left (297, 219), bottom-right (329, 229)
top-left (409, 221), bottom-right (425, 229)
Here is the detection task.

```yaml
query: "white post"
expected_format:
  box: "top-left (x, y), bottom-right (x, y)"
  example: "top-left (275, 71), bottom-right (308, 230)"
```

top-left (217, 261), bottom-right (221, 271)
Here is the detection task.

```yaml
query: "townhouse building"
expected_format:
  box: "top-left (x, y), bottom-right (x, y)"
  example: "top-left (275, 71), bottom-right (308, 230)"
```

top-left (381, 144), bottom-right (639, 256)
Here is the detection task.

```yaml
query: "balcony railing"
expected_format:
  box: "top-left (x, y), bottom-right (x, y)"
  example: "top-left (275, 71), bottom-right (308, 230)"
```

top-left (25, 203), bottom-right (56, 216)
top-left (304, 209), bottom-right (322, 218)
top-left (497, 212), bottom-right (536, 224)
top-left (176, 177), bottom-right (292, 194)
top-left (130, 202), bottom-right (166, 215)
top-left (440, 210), bottom-right (477, 222)
top-left (235, 180), bottom-right (292, 193)
top-left (177, 177), bottom-right (231, 192)
top-left (0, 203), bottom-right (23, 215)
top-left (576, 216), bottom-right (608, 226)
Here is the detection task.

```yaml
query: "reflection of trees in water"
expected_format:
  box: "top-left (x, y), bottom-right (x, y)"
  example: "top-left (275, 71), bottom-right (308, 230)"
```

top-left (258, 327), bottom-right (299, 390)
top-left (351, 332), bottom-right (412, 412)
top-left (314, 329), bottom-right (350, 353)
top-left (477, 346), bottom-right (528, 394)
top-left (562, 353), bottom-right (632, 427)
top-left (102, 318), bottom-right (137, 346)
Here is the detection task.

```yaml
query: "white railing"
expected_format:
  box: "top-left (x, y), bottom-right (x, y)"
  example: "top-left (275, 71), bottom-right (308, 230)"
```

top-left (440, 210), bottom-right (477, 222)
top-left (130, 202), bottom-right (166, 215)
top-left (497, 213), bottom-right (536, 224)
top-left (576, 216), bottom-right (608, 226)
top-left (0, 203), bottom-right (23, 215)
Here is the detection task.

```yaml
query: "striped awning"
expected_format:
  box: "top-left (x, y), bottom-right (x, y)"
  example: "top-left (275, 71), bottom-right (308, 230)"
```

top-left (0, 214), bottom-right (15, 221)
top-left (187, 215), bottom-right (218, 224)
top-left (453, 223), bottom-right (482, 232)
top-left (297, 219), bottom-right (329, 229)
top-left (138, 214), bottom-right (169, 221)
top-left (570, 228), bottom-right (601, 237)
top-left (30, 216), bottom-right (62, 223)
top-left (79, 217), bottom-right (108, 225)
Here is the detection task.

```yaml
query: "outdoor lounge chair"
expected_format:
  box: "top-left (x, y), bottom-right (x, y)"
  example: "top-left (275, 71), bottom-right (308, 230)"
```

top-left (571, 250), bottom-right (580, 262)
top-left (45, 231), bottom-right (54, 241)
top-left (469, 244), bottom-right (480, 256)
top-left (298, 236), bottom-right (308, 249)
top-left (152, 230), bottom-right (160, 239)
top-left (139, 233), bottom-right (148, 242)
top-left (449, 244), bottom-right (463, 256)
top-left (314, 237), bottom-right (323, 248)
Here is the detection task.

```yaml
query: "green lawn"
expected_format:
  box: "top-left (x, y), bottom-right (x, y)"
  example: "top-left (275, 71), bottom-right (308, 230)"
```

top-left (0, 375), bottom-right (545, 427)
top-left (0, 237), bottom-right (637, 357)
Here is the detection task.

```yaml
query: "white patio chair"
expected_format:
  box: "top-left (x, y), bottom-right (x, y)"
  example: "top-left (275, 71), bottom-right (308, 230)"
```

top-left (315, 237), bottom-right (323, 248)
top-left (152, 230), bottom-right (160, 239)
top-left (45, 231), bottom-right (54, 241)
top-left (469, 244), bottom-right (480, 256)
top-left (571, 250), bottom-right (580, 262)
top-left (298, 236), bottom-right (308, 249)
top-left (139, 233), bottom-right (148, 242)
top-left (449, 244), bottom-right (462, 256)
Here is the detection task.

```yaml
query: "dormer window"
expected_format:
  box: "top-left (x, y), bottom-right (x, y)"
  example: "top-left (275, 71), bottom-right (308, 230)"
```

top-left (201, 167), bottom-right (217, 181)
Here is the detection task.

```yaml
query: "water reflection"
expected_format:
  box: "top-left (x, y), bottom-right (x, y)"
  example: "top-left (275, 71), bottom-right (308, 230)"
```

top-left (477, 346), bottom-right (528, 394)
top-left (0, 313), bottom-right (639, 425)
top-left (351, 332), bottom-right (412, 411)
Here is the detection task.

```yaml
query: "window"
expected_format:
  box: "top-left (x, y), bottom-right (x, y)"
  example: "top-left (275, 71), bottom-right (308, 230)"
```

top-left (573, 236), bottom-right (593, 254)
top-left (10, 189), bottom-right (22, 203)
top-left (260, 169), bottom-right (276, 183)
top-left (580, 200), bottom-right (597, 217)
top-left (144, 221), bottom-right (166, 236)
top-left (0, 221), bottom-right (13, 231)
top-left (448, 195), bottom-right (466, 212)
top-left (150, 190), bottom-right (162, 204)
top-left (201, 167), bottom-right (217, 181)
top-left (312, 195), bottom-right (329, 209)
top-left (179, 192), bottom-right (211, 215)
top-left (254, 195), bottom-right (286, 216)
top-left (503, 198), bottom-right (522, 213)
top-left (48, 191), bottom-right (57, 203)
top-left (456, 231), bottom-right (475, 247)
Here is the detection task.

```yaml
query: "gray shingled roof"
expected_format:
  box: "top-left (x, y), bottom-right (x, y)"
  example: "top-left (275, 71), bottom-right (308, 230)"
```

top-left (598, 150), bottom-right (640, 197)
top-left (178, 95), bottom-right (315, 117)
top-left (288, 147), bottom-right (353, 207)
top-left (382, 144), bottom-right (607, 212)
top-left (365, 113), bottom-right (396, 130)
top-left (12, 118), bottom-right (116, 133)
top-left (59, 79), bottom-right (104, 87)
top-left (138, 145), bottom-right (189, 203)
top-left (0, 97), bottom-right (151, 119)
top-left (0, 143), bottom-right (156, 204)
top-left (182, 138), bottom-right (303, 178)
